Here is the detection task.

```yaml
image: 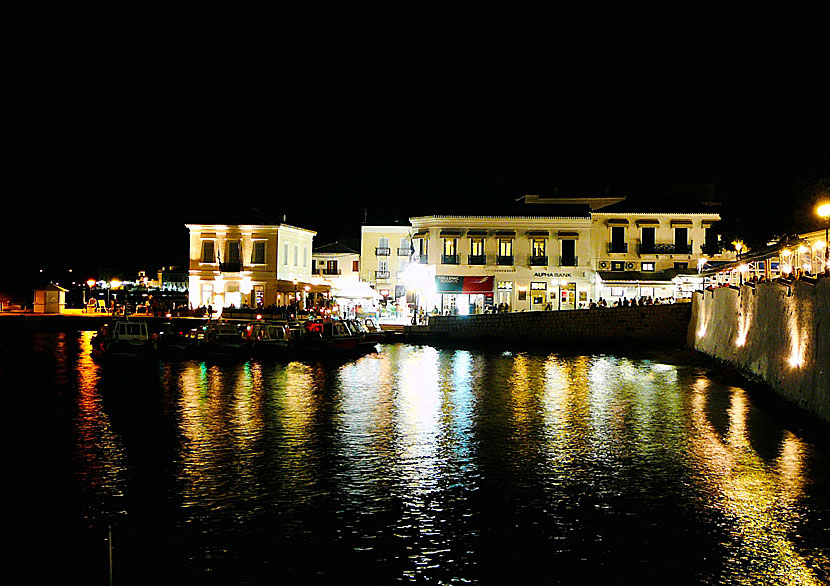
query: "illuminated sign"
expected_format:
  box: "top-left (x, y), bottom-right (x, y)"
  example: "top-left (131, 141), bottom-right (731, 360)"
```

top-left (534, 272), bottom-right (572, 278)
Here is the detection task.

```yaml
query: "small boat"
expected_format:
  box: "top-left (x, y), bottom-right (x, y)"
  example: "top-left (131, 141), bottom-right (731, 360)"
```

top-left (199, 321), bottom-right (251, 358)
top-left (358, 318), bottom-right (387, 344)
top-left (247, 321), bottom-right (291, 355)
top-left (91, 319), bottom-right (157, 358)
top-left (157, 319), bottom-right (203, 357)
top-left (295, 319), bottom-right (361, 351)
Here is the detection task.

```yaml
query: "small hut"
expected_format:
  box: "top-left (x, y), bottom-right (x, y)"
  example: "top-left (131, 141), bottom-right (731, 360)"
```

top-left (33, 283), bottom-right (67, 313)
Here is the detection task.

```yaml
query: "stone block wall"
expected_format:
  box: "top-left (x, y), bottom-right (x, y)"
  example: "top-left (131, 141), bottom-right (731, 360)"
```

top-left (406, 303), bottom-right (692, 347)
top-left (689, 279), bottom-right (830, 423)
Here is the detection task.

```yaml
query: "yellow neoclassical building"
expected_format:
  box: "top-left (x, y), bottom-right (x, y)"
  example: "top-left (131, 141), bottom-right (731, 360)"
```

top-left (186, 222), bottom-right (325, 311)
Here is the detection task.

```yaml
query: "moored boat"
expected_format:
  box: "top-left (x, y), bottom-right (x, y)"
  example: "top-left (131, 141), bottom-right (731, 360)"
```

top-left (199, 321), bottom-right (251, 358)
top-left (246, 321), bottom-right (291, 355)
top-left (359, 317), bottom-right (387, 344)
top-left (157, 319), bottom-right (203, 357)
top-left (91, 319), bottom-right (158, 358)
top-left (295, 319), bottom-right (361, 351)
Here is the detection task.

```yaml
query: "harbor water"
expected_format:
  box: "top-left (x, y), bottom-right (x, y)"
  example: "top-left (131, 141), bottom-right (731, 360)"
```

top-left (5, 331), bottom-right (829, 584)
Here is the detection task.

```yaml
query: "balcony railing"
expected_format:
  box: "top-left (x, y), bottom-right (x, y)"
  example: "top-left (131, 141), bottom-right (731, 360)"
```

top-left (313, 268), bottom-right (341, 275)
top-left (441, 254), bottom-right (459, 265)
top-left (701, 242), bottom-right (723, 255)
top-left (415, 254), bottom-right (429, 264)
top-left (468, 254), bottom-right (486, 265)
top-left (496, 255), bottom-right (514, 266)
top-left (375, 271), bottom-right (391, 280)
top-left (529, 255), bottom-right (548, 266)
top-left (375, 247), bottom-right (391, 256)
top-left (219, 262), bottom-right (242, 272)
top-left (638, 241), bottom-right (694, 255)
top-left (397, 247), bottom-right (411, 256)
top-left (559, 256), bottom-right (578, 267)
top-left (608, 243), bottom-right (628, 254)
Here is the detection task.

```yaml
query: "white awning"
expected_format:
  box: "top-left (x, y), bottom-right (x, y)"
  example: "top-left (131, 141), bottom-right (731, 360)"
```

top-left (332, 281), bottom-right (383, 299)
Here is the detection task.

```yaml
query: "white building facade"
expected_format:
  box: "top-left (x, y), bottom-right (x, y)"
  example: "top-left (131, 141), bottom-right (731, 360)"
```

top-left (186, 223), bottom-right (320, 311)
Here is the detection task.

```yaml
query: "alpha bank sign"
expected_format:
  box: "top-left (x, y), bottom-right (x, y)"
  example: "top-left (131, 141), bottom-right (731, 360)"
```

top-left (534, 272), bottom-right (573, 279)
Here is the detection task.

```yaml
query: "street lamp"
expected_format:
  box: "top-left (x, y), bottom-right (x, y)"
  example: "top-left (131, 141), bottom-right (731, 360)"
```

top-left (818, 203), bottom-right (830, 276)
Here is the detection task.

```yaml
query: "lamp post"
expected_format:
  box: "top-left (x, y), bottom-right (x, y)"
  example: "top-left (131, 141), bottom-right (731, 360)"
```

top-left (818, 203), bottom-right (830, 276)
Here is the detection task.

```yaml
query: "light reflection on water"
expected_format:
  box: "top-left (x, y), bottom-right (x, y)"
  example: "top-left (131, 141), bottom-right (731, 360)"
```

top-left (28, 334), bottom-right (829, 584)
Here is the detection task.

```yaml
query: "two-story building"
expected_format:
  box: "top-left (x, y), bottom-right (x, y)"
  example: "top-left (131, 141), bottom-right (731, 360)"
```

top-left (186, 222), bottom-right (325, 312)
top-left (406, 209), bottom-right (594, 314)
top-left (387, 193), bottom-right (730, 315)
top-left (359, 224), bottom-right (413, 312)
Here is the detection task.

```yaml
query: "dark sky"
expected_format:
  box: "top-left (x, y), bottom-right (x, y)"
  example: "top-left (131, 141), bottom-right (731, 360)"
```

top-left (3, 42), bottom-right (828, 291)
top-left (4, 128), bottom-right (827, 292)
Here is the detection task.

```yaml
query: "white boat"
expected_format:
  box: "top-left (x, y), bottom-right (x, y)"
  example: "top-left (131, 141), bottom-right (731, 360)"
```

top-left (91, 319), bottom-right (157, 358)
top-left (247, 321), bottom-right (291, 355)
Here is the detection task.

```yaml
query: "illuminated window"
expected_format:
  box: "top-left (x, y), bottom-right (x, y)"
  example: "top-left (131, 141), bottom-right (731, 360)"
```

top-left (531, 239), bottom-right (546, 256)
top-left (470, 237), bottom-right (484, 256)
top-left (642, 262), bottom-right (655, 271)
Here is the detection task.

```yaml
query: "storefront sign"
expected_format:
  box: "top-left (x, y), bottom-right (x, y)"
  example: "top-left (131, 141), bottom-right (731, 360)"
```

top-left (435, 275), bottom-right (495, 293)
top-left (534, 272), bottom-right (572, 278)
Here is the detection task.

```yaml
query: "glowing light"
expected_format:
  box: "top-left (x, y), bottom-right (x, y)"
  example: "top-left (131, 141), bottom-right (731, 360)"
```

top-left (818, 203), bottom-right (830, 219)
top-left (781, 249), bottom-right (791, 257)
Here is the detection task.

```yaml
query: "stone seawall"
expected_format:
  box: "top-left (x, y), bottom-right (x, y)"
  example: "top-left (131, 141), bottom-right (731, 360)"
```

top-left (405, 303), bottom-right (692, 348)
top-left (689, 279), bottom-right (830, 423)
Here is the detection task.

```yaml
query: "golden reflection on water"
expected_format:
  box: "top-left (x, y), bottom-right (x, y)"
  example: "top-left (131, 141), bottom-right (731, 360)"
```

top-left (74, 330), bottom-right (127, 498)
top-left (690, 377), bottom-right (827, 585)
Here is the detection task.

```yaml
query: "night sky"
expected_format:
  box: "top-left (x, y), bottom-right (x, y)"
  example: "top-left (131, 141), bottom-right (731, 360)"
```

top-left (2, 52), bottom-right (828, 296)
top-left (4, 131), bottom-right (827, 294)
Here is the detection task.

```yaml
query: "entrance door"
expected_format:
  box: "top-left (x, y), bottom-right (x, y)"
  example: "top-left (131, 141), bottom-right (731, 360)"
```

top-left (497, 290), bottom-right (512, 309)
top-left (559, 283), bottom-right (576, 310)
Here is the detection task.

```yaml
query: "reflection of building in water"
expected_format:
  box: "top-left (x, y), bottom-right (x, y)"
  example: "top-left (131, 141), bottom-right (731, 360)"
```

top-left (689, 378), bottom-right (826, 585)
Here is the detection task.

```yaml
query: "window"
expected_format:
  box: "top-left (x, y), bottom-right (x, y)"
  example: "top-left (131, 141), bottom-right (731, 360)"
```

top-left (252, 241), bottom-right (266, 264)
top-left (610, 226), bottom-right (627, 253)
top-left (470, 237), bottom-right (484, 256)
top-left (201, 240), bottom-right (215, 263)
top-left (530, 282), bottom-right (547, 290)
top-left (284, 243), bottom-right (289, 265)
top-left (352, 260), bottom-right (359, 272)
top-left (226, 241), bottom-right (240, 264)
top-left (498, 239), bottom-right (513, 256)
top-left (442, 238), bottom-right (459, 264)
top-left (294, 245), bottom-right (299, 266)
top-left (531, 239), bottom-right (546, 256)
top-left (303, 247), bottom-right (308, 267)
top-left (560, 239), bottom-right (576, 266)
top-left (640, 227), bottom-right (656, 253)
top-left (611, 287), bottom-right (624, 297)
top-left (641, 262), bottom-right (655, 271)
top-left (379, 236), bottom-right (389, 249)
top-left (675, 227), bottom-right (689, 253)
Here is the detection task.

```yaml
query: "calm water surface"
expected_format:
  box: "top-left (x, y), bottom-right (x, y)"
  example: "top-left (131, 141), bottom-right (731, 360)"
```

top-left (5, 331), bottom-right (829, 585)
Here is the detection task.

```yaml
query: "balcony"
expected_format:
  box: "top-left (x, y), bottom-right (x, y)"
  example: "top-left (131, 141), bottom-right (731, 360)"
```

top-left (559, 256), bottom-right (578, 267)
top-left (468, 254), bottom-right (486, 265)
top-left (397, 247), bottom-right (411, 256)
top-left (529, 255), bottom-right (548, 266)
top-left (415, 254), bottom-right (429, 264)
top-left (701, 242), bottom-right (723, 255)
top-left (441, 254), bottom-right (460, 265)
top-left (375, 247), bottom-right (391, 256)
top-left (496, 255), bottom-right (514, 266)
top-left (375, 271), bottom-right (391, 280)
top-left (608, 243), bottom-right (628, 254)
top-left (219, 262), bottom-right (242, 272)
top-left (313, 268), bottom-right (341, 276)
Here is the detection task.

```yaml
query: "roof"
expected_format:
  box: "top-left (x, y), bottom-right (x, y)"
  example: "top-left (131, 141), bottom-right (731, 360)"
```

top-left (313, 241), bottom-right (359, 254)
top-left (597, 270), bottom-right (676, 283)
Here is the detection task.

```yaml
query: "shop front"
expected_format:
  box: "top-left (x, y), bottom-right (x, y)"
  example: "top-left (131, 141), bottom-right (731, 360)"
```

top-left (434, 275), bottom-right (494, 315)
top-left (527, 271), bottom-right (589, 310)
